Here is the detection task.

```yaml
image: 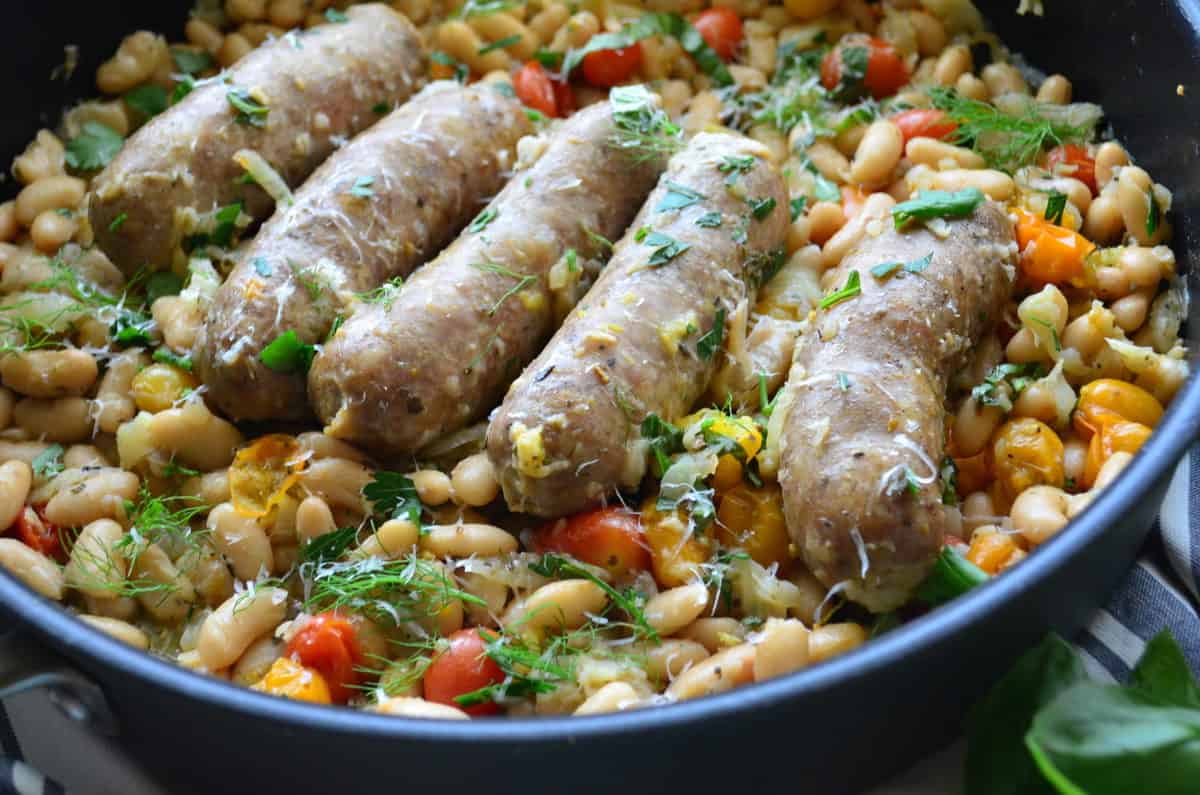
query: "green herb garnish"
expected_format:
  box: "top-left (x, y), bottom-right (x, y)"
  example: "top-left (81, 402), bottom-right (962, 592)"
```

top-left (226, 87), bottom-right (269, 128)
top-left (892, 188), bottom-right (985, 229)
top-left (696, 307), bottom-right (726, 361)
top-left (470, 262), bottom-right (538, 315)
top-left (124, 84), bottom-right (168, 117)
top-left (170, 48), bottom-right (212, 75)
top-left (818, 270), bottom-right (861, 310)
top-left (259, 330), bottom-right (315, 374)
top-left (64, 122), bottom-right (123, 171)
top-left (31, 444), bottom-right (64, 479)
top-left (749, 196), bottom-right (777, 221)
top-left (657, 181), bottom-right (706, 212)
top-left (916, 546), bottom-right (988, 606)
top-left (635, 226), bottom-right (691, 267)
top-left (468, 207), bottom-right (498, 233)
top-left (478, 33), bottom-right (521, 55)
top-left (1044, 190), bottom-right (1067, 225)
top-left (348, 176), bottom-right (375, 198)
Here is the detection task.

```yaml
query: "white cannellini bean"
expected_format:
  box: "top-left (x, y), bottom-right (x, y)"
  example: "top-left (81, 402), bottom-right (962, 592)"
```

top-left (678, 617), bottom-right (747, 652)
top-left (44, 468), bottom-right (139, 528)
top-left (355, 519), bottom-right (419, 559)
top-left (419, 523), bottom-right (518, 557)
top-left (130, 543), bottom-right (197, 623)
top-left (148, 400), bottom-right (244, 472)
top-left (752, 618), bottom-right (811, 681)
top-left (294, 495), bottom-right (336, 545)
top-left (665, 643), bottom-right (756, 701)
top-left (196, 586), bottom-right (288, 671)
top-left (574, 681), bottom-right (641, 715)
top-left (207, 503), bottom-right (273, 582)
top-left (0, 460), bottom-right (32, 532)
top-left (849, 120), bottom-right (903, 187)
top-left (64, 518), bottom-right (127, 599)
top-left (451, 453), bottom-right (499, 507)
top-left (503, 579), bottom-right (608, 636)
top-left (78, 615), bottom-right (149, 649)
top-left (643, 639), bottom-right (711, 682)
top-left (644, 583), bottom-right (710, 636)
top-left (0, 538), bottom-right (64, 599)
top-left (373, 697), bottom-right (470, 719)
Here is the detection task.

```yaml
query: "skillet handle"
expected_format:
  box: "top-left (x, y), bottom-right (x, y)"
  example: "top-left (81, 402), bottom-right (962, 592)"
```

top-left (0, 630), bottom-right (164, 793)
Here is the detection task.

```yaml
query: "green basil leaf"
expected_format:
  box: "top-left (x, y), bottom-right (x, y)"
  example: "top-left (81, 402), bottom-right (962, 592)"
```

top-left (818, 269), bottom-right (861, 310)
top-left (892, 188), bottom-right (986, 229)
top-left (124, 84), bottom-right (168, 117)
top-left (1131, 630), bottom-right (1200, 708)
top-left (965, 634), bottom-right (1086, 795)
top-left (259, 330), bottom-right (315, 374)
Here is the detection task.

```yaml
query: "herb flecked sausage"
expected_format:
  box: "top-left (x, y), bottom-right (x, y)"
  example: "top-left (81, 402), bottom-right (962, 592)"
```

top-left (487, 132), bottom-right (788, 518)
top-left (777, 201), bottom-right (1016, 612)
top-left (195, 82), bottom-right (531, 422)
top-left (307, 100), bottom-right (664, 454)
top-left (89, 4), bottom-right (426, 275)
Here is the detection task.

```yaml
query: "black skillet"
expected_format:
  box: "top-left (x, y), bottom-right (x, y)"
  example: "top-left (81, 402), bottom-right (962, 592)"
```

top-left (0, 1), bottom-right (1197, 793)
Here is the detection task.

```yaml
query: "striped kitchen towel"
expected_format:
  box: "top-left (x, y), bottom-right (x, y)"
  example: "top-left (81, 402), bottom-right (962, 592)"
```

top-left (2, 449), bottom-right (1199, 795)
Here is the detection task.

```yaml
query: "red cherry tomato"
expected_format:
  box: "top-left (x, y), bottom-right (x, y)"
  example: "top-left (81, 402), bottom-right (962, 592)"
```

top-left (13, 506), bottom-right (64, 562)
top-left (423, 629), bottom-right (505, 716)
top-left (1045, 144), bottom-right (1098, 194)
top-left (533, 506), bottom-right (650, 577)
top-left (821, 35), bottom-right (910, 100)
top-left (693, 8), bottom-right (744, 62)
top-left (552, 78), bottom-right (576, 116)
top-left (285, 612), bottom-right (361, 704)
top-left (513, 61), bottom-right (560, 117)
top-left (581, 42), bottom-right (642, 87)
top-left (891, 108), bottom-right (958, 143)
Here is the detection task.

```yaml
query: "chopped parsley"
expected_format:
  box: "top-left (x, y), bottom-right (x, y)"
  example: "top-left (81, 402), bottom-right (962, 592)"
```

top-left (790, 196), bottom-right (807, 222)
top-left (837, 372), bottom-right (851, 391)
top-left (533, 48), bottom-right (562, 68)
top-left (31, 444), bottom-right (64, 479)
top-left (372, 101), bottom-right (391, 115)
top-left (170, 48), bottom-right (212, 75)
top-left (717, 155), bottom-right (756, 185)
top-left (819, 270), bottom-right (861, 310)
top-left (892, 188), bottom-right (985, 229)
top-left (468, 207), bottom-right (499, 233)
top-left (642, 413), bottom-right (684, 476)
top-left (939, 457), bottom-right (959, 506)
top-left (348, 176), bottom-right (375, 198)
top-left (609, 84), bottom-right (682, 161)
top-left (259, 330), bottom-right (315, 374)
top-left (64, 122), bottom-right (123, 171)
top-left (870, 252), bottom-right (933, 280)
top-left (109, 310), bottom-right (154, 347)
top-left (635, 227), bottom-right (690, 267)
top-left (108, 212), bottom-right (128, 233)
top-left (226, 87), bottom-right (269, 128)
top-left (695, 211), bottom-right (723, 228)
top-left (145, 272), bottom-right (183, 305)
top-left (696, 307), bottom-right (726, 361)
top-left (363, 471), bottom-right (424, 528)
top-left (971, 362), bottom-right (1045, 412)
top-left (324, 8), bottom-right (348, 22)
top-left (301, 525), bottom-right (358, 564)
top-left (829, 44), bottom-right (870, 102)
top-left (749, 196), bottom-right (777, 221)
top-left (153, 348), bottom-right (193, 371)
top-left (1146, 189), bottom-right (1161, 236)
top-left (1044, 190), bottom-right (1067, 225)
top-left (124, 84), bottom-right (168, 117)
top-left (657, 181), bottom-right (706, 212)
top-left (478, 34), bottom-right (521, 55)
top-left (252, 257), bottom-right (272, 277)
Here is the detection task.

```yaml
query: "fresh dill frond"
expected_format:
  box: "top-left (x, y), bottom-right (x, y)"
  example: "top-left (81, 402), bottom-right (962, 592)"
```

top-left (608, 84), bottom-right (683, 163)
top-left (469, 262), bottom-right (539, 316)
top-left (928, 87), bottom-right (1097, 173)
top-left (454, 629), bottom-right (575, 708)
top-left (355, 277), bottom-right (404, 309)
top-left (304, 554), bottom-right (484, 627)
top-left (530, 553), bottom-right (658, 641)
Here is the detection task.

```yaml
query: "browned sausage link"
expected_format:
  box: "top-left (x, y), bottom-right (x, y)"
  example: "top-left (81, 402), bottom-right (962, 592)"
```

top-left (195, 83), bottom-right (530, 422)
top-left (89, 4), bottom-right (426, 275)
top-left (308, 102), bottom-right (664, 455)
top-left (778, 202), bottom-right (1015, 612)
top-left (487, 132), bottom-right (789, 518)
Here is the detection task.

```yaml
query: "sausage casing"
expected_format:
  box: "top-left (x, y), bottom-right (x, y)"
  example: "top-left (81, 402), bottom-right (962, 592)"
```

top-left (307, 101), bottom-right (665, 454)
top-left (487, 132), bottom-right (788, 518)
top-left (195, 82), bottom-right (531, 422)
top-left (777, 201), bottom-right (1016, 612)
top-left (90, 4), bottom-right (426, 274)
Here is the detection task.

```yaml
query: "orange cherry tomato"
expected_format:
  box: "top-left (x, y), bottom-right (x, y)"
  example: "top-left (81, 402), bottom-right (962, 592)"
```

top-left (891, 108), bottom-right (958, 143)
top-left (821, 35), bottom-right (910, 100)
top-left (693, 8), bottom-right (744, 62)
top-left (513, 61), bottom-right (559, 117)
top-left (533, 506), bottom-right (651, 577)
top-left (581, 42), bottom-right (643, 87)
top-left (1045, 144), bottom-right (1097, 194)
top-left (1011, 207), bottom-right (1095, 288)
top-left (423, 629), bottom-right (505, 716)
top-left (13, 506), bottom-right (64, 562)
top-left (285, 612), bottom-right (361, 704)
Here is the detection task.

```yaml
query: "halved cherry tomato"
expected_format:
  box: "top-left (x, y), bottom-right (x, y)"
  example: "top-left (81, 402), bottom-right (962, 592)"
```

top-left (13, 506), bottom-right (64, 562)
top-left (891, 108), bottom-right (958, 143)
top-left (821, 35), bottom-right (910, 100)
top-left (285, 612), bottom-right (361, 704)
top-left (532, 506), bottom-right (651, 577)
top-left (513, 61), bottom-right (559, 117)
top-left (1045, 144), bottom-right (1098, 194)
top-left (423, 628), bottom-right (504, 716)
top-left (693, 8), bottom-right (743, 62)
top-left (581, 42), bottom-right (642, 87)
top-left (1011, 207), bottom-right (1095, 287)
top-left (552, 78), bottom-right (576, 116)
